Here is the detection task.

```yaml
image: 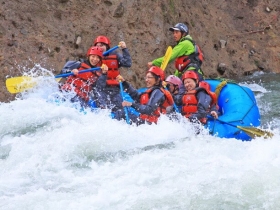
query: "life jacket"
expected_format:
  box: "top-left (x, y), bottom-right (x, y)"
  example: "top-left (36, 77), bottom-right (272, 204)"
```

top-left (102, 54), bottom-right (120, 86)
top-left (175, 37), bottom-right (205, 79)
top-left (199, 81), bottom-right (219, 110)
top-left (181, 87), bottom-right (216, 124)
top-left (139, 87), bottom-right (174, 124)
top-left (61, 62), bottom-right (101, 102)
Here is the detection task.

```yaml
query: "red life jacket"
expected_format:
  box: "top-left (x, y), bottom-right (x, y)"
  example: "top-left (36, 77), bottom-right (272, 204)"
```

top-left (139, 87), bottom-right (174, 124)
top-left (181, 87), bottom-right (217, 124)
top-left (102, 55), bottom-right (120, 86)
top-left (199, 81), bottom-right (219, 110)
top-left (61, 62), bottom-right (101, 102)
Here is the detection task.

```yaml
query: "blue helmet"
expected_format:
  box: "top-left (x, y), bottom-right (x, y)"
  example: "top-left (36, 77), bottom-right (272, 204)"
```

top-left (169, 23), bottom-right (188, 34)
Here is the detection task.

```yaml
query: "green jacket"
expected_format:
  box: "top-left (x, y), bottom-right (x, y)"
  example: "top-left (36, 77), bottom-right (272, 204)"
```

top-left (152, 35), bottom-right (199, 77)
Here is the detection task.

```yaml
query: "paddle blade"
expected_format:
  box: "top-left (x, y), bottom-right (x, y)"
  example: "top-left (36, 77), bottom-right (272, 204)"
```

top-left (237, 126), bottom-right (274, 139)
top-left (6, 76), bottom-right (37, 94)
top-left (160, 46), bottom-right (172, 71)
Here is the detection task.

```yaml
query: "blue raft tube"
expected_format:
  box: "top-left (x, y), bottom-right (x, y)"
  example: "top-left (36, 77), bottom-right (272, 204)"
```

top-left (205, 79), bottom-right (260, 141)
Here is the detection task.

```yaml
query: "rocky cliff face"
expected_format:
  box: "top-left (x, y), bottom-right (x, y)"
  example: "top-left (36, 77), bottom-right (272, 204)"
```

top-left (1, 0), bottom-right (280, 102)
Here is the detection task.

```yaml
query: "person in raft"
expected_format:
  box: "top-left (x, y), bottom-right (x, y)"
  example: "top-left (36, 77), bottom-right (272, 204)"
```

top-left (92, 35), bottom-right (132, 117)
top-left (116, 66), bottom-right (175, 125)
top-left (147, 23), bottom-right (204, 81)
top-left (174, 71), bottom-right (218, 124)
top-left (60, 46), bottom-right (108, 107)
top-left (165, 75), bottom-right (182, 104)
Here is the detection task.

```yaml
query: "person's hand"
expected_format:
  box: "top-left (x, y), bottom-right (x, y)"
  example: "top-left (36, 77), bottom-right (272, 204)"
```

top-left (147, 62), bottom-right (153, 68)
top-left (101, 64), bottom-right (108, 74)
top-left (210, 111), bottom-right (218, 119)
top-left (119, 41), bottom-right (127, 49)
top-left (122, 101), bottom-right (132, 107)
top-left (116, 75), bottom-right (125, 82)
top-left (162, 81), bottom-right (167, 88)
top-left (72, 69), bottom-right (79, 75)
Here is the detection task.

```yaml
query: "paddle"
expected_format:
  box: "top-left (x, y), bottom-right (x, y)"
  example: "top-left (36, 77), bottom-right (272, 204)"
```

top-left (207, 116), bottom-right (274, 139)
top-left (6, 67), bottom-right (101, 94)
top-left (6, 45), bottom-right (120, 94)
top-left (160, 46), bottom-right (172, 71)
top-left (54, 67), bottom-right (101, 78)
top-left (159, 46), bottom-right (180, 113)
top-left (119, 81), bottom-right (130, 124)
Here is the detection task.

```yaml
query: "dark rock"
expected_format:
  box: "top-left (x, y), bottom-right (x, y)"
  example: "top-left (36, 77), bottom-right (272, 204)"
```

top-left (217, 63), bottom-right (227, 75)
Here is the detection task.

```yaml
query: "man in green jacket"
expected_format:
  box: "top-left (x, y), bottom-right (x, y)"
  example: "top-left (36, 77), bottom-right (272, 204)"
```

top-left (147, 23), bottom-right (204, 81)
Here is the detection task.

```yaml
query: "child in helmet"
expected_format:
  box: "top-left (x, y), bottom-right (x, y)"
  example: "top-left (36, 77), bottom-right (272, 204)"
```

top-left (174, 71), bottom-right (215, 124)
top-left (60, 46), bottom-right (108, 107)
top-left (116, 66), bottom-right (174, 125)
top-left (148, 23), bottom-right (204, 81)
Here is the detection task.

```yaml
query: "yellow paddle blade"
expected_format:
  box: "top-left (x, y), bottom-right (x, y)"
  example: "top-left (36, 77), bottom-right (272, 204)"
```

top-left (237, 126), bottom-right (274, 139)
top-left (6, 76), bottom-right (62, 94)
top-left (160, 46), bottom-right (172, 71)
top-left (6, 76), bottom-right (37, 94)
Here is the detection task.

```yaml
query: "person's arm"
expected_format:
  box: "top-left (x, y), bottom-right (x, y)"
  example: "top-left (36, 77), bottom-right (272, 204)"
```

top-left (173, 92), bottom-right (183, 106)
top-left (152, 39), bottom-right (195, 66)
top-left (60, 61), bottom-right (81, 74)
top-left (122, 81), bottom-right (141, 101)
top-left (116, 48), bottom-right (132, 68)
top-left (131, 89), bottom-right (165, 115)
top-left (188, 91), bottom-right (211, 122)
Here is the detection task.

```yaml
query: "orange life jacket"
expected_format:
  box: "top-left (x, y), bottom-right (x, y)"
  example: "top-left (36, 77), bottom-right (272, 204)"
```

top-left (102, 55), bottom-right (120, 86)
top-left (139, 87), bottom-right (174, 124)
top-left (61, 62), bottom-right (101, 102)
top-left (181, 87), bottom-right (217, 124)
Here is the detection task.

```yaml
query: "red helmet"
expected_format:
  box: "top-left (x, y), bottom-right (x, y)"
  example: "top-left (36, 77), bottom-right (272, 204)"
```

top-left (199, 81), bottom-right (211, 91)
top-left (87, 46), bottom-right (103, 58)
top-left (175, 56), bottom-right (191, 72)
top-left (165, 75), bottom-right (182, 86)
top-left (148, 66), bottom-right (165, 81)
top-left (181, 71), bottom-right (199, 83)
top-left (93, 36), bottom-right (111, 47)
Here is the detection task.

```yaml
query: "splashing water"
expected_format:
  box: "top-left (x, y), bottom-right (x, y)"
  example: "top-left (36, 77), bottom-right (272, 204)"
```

top-left (1, 68), bottom-right (280, 209)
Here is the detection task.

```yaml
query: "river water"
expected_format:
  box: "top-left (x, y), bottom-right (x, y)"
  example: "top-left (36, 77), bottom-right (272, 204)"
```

top-left (1, 70), bottom-right (280, 210)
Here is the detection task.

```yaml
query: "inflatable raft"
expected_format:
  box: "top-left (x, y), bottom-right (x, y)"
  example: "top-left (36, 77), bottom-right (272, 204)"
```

top-left (205, 79), bottom-right (260, 141)
top-left (121, 79), bottom-right (261, 141)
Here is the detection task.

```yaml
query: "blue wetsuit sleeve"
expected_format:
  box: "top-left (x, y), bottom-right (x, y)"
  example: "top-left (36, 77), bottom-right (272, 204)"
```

top-left (116, 48), bottom-right (132, 68)
top-left (131, 89), bottom-right (165, 115)
top-left (60, 61), bottom-right (81, 74)
top-left (95, 74), bottom-right (108, 89)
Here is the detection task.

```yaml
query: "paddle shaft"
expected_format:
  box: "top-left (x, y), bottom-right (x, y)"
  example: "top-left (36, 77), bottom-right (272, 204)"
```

top-left (119, 81), bottom-right (130, 124)
top-left (103, 45), bottom-right (119, 56)
top-left (55, 67), bottom-right (101, 78)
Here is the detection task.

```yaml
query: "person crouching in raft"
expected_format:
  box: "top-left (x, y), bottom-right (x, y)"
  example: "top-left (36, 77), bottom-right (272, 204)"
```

top-left (60, 46), bottom-right (108, 107)
top-left (116, 66), bottom-right (174, 125)
top-left (174, 71), bottom-right (217, 124)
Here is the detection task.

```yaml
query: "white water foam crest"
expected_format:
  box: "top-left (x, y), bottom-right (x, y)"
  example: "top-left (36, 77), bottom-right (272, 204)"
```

top-left (1, 68), bottom-right (280, 209)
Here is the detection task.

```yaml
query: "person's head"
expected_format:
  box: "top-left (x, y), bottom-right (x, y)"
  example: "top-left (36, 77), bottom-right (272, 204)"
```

top-left (145, 66), bottom-right (165, 88)
top-left (86, 46), bottom-right (103, 66)
top-left (181, 71), bottom-right (199, 91)
top-left (93, 36), bottom-right (110, 52)
top-left (169, 23), bottom-right (188, 42)
top-left (165, 75), bottom-right (182, 94)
